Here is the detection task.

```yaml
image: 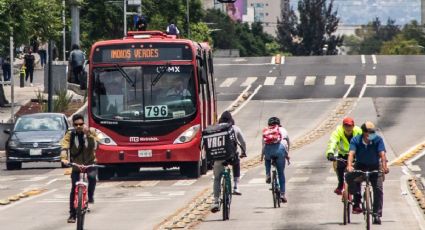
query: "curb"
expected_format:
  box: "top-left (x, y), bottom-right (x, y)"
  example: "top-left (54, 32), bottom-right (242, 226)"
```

top-left (0, 188), bottom-right (47, 206)
top-left (390, 141), bottom-right (425, 166)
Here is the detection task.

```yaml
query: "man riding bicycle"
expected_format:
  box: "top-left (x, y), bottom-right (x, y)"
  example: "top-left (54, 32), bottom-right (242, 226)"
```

top-left (210, 111), bottom-right (247, 213)
top-left (261, 117), bottom-right (290, 202)
top-left (345, 121), bottom-right (389, 225)
top-left (61, 114), bottom-right (99, 223)
top-left (326, 117), bottom-right (362, 195)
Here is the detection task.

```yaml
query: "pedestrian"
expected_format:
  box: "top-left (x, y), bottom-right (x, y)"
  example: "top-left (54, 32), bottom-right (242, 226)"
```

top-left (136, 15), bottom-right (148, 31)
top-left (24, 49), bottom-right (35, 86)
top-left (68, 44), bottom-right (85, 84)
top-left (166, 22), bottom-right (180, 37)
top-left (38, 41), bottom-right (48, 68)
top-left (60, 114), bottom-right (99, 224)
top-left (2, 57), bottom-right (11, 82)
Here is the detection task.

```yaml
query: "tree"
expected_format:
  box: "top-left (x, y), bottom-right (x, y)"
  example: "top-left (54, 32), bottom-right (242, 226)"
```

top-left (380, 34), bottom-right (422, 55)
top-left (401, 20), bottom-right (425, 48)
top-left (190, 22), bottom-right (212, 44)
top-left (204, 9), bottom-right (238, 49)
top-left (277, 0), bottom-right (342, 56)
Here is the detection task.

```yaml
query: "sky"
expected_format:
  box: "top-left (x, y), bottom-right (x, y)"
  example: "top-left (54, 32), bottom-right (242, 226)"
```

top-left (289, 0), bottom-right (421, 25)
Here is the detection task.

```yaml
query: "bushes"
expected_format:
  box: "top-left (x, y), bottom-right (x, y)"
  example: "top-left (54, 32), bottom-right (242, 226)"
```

top-left (35, 89), bottom-right (73, 113)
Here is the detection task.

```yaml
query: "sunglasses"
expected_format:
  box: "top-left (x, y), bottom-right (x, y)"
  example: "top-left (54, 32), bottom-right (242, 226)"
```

top-left (74, 123), bottom-right (84, 127)
top-left (366, 129), bottom-right (376, 134)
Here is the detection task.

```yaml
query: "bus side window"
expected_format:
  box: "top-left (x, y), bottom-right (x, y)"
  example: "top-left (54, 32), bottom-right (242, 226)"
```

top-left (197, 56), bottom-right (207, 85)
top-left (208, 51), bottom-right (214, 74)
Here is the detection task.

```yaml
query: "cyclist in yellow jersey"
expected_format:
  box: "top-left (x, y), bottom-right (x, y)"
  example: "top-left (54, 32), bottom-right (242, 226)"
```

top-left (325, 117), bottom-right (362, 195)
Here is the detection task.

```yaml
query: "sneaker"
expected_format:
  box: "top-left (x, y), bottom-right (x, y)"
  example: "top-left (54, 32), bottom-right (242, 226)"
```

top-left (280, 193), bottom-right (287, 203)
top-left (334, 185), bottom-right (343, 195)
top-left (30, 83), bottom-right (33, 87)
top-left (265, 176), bottom-right (271, 184)
top-left (352, 205), bottom-right (363, 214)
top-left (373, 216), bottom-right (381, 225)
top-left (88, 197), bottom-right (94, 204)
top-left (67, 215), bottom-right (76, 223)
top-left (210, 201), bottom-right (220, 213)
top-left (233, 188), bottom-right (242, 195)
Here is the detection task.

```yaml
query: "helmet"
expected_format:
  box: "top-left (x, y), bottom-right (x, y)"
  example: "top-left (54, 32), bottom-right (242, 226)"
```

top-left (268, 117), bottom-right (280, 126)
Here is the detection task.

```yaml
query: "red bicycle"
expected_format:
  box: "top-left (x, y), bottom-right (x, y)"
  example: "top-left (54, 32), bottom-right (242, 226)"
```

top-left (331, 157), bottom-right (352, 225)
top-left (68, 163), bottom-right (104, 230)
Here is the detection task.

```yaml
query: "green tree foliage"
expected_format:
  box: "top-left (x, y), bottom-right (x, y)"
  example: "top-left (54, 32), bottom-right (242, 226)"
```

top-left (0, 0), bottom-right (62, 56)
top-left (380, 34), bottom-right (422, 55)
top-left (190, 22), bottom-right (212, 44)
top-left (204, 9), bottom-right (238, 49)
top-left (400, 20), bottom-right (425, 48)
top-left (277, 0), bottom-right (342, 56)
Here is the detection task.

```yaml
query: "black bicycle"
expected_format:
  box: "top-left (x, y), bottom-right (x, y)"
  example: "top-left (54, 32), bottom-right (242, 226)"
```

top-left (352, 169), bottom-right (381, 230)
top-left (331, 157), bottom-right (351, 225)
top-left (271, 156), bottom-right (281, 208)
top-left (221, 161), bottom-right (232, 221)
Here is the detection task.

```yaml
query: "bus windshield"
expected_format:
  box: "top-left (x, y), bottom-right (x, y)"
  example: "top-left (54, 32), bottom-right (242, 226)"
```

top-left (91, 65), bottom-right (196, 121)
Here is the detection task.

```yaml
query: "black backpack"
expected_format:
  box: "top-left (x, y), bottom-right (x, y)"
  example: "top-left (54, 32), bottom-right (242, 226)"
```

top-left (202, 123), bottom-right (237, 161)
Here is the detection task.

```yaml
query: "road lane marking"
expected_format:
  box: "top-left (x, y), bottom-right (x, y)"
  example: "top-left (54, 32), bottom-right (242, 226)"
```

top-left (215, 63), bottom-right (274, 66)
top-left (137, 181), bottom-right (160, 187)
top-left (281, 56), bottom-right (285, 64)
top-left (0, 189), bottom-right (57, 211)
top-left (406, 75), bottom-right (417, 85)
top-left (161, 191), bottom-right (186, 196)
top-left (326, 177), bottom-right (338, 182)
top-left (24, 176), bottom-right (48, 182)
top-left (264, 77), bottom-right (276, 85)
top-left (219, 77), bottom-right (237, 87)
top-left (248, 178), bottom-right (265, 184)
top-left (263, 99), bottom-right (331, 104)
top-left (172, 179), bottom-right (197, 186)
top-left (0, 177), bottom-right (16, 182)
top-left (343, 84), bottom-right (354, 98)
top-left (288, 177), bottom-right (309, 183)
top-left (372, 54), bottom-right (377, 65)
top-left (344, 75), bottom-right (356, 85)
top-left (270, 56), bottom-right (276, 64)
top-left (361, 55), bottom-right (366, 64)
top-left (240, 77), bottom-right (257, 87)
top-left (366, 75), bottom-right (377, 85)
top-left (284, 76), bottom-right (296, 85)
top-left (304, 76), bottom-right (316, 85)
top-left (295, 168), bottom-right (313, 174)
top-left (97, 182), bottom-right (124, 188)
top-left (268, 70), bottom-right (273, 74)
top-left (45, 179), bottom-right (58, 186)
top-left (225, 85), bottom-right (251, 112)
top-left (386, 75), bottom-right (397, 85)
top-left (232, 84), bottom-right (262, 116)
top-left (358, 84), bottom-right (368, 102)
top-left (324, 76), bottom-right (336, 85)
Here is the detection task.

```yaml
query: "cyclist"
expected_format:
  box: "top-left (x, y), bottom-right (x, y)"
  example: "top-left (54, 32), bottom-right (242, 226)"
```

top-left (261, 117), bottom-right (290, 202)
top-left (60, 114), bottom-right (99, 223)
top-left (325, 117), bottom-right (362, 195)
top-left (345, 121), bottom-right (389, 225)
top-left (68, 44), bottom-right (85, 84)
top-left (211, 111), bottom-right (247, 213)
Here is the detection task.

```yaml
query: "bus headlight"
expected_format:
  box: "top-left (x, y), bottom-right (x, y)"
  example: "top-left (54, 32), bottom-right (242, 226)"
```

top-left (173, 125), bottom-right (200, 144)
top-left (94, 128), bottom-right (117, 146)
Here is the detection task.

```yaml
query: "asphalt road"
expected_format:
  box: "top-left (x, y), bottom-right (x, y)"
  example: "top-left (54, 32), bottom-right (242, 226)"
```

top-left (1, 55), bottom-right (425, 230)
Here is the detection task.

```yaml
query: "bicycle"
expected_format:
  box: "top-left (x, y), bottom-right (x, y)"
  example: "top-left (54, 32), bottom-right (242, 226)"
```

top-left (68, 163), bottom-right (104, 230)
top-left (271, 156), bottom-right (281, 208)
top-left (330, 157), bottom-right (351, 225)
top-left (221, 161), bottom-right (232, 221)
top-left (351, 169), bottom-right (381, 230)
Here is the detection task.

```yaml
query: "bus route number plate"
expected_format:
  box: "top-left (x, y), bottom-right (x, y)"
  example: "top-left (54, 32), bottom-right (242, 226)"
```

top-left (138, 150), bottom-right (152, 158)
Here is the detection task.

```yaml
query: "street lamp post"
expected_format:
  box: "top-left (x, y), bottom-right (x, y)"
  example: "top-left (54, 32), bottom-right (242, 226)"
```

top-left (124, 0), bottom-right (127, 36)
top-left (186, 0), bottom-right (190, 38)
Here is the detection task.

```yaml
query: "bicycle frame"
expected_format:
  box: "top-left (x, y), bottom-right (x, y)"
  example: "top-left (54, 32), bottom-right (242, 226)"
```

top-left (271, 158), bottom-right (281, 208)
top-left (332, 157), bottom-right (352, 225)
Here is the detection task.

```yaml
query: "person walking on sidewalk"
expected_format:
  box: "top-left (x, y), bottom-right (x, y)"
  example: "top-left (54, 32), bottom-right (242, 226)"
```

top-left (2, 57), bottom-right (11, 81)
top-left (24, 49), bottom-right (35, 86)
top-left (68, 44), bottom-right (85, 84)
top-left (38, 41), bottom-right (47, 68)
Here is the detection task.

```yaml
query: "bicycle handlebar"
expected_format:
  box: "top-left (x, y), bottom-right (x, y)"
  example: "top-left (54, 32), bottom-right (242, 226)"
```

top-left (351, 169), bottom-right (381, 174)
top-left (67, 163), bottom-right (105, 170)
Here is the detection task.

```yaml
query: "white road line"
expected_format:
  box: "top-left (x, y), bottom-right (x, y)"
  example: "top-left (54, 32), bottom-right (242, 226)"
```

top-left (161, 191), bottom-right (186, 196)
top-left (366, 75), bottom-right (377, 85)
top-left (263, 99), bottom-right (331, 104)
top-left (281, 56), bottom-right (285, 64)
top-left (137, 181), bottom-right (160, 187)
top-left (372, 54), bottom-right (377, 65)
top-left (225, 85), bottom-right (251, 112)
top-left (268, 70), bottom-right (273, 74)
top-left (406, 75), bottom-right (417, 85)
top-left (219, 77), bottom-right (237, 87)
top-left (24, 176), bottom-right (48, 182)
top-left (324, 76), bottom-right (336, 85)
top-left (344, 75), bottom-right (356, 85)
top-left (232, 84), bottom-right (262, 116)
top-left (288, 177), bottom-right (309, 183)
top-left (240, 77), bottom-right (257, 87)
top-left (271, 56), bottom-right (276, 64)
top-left (264, 77), bottom-right (276, 85)
top-left (45, 179), bottom-right (58, 186)
top-left (386, 75), bottom-right (397, 85)
top-left (358, 84), bottom-right (368, 102)
top-left (248, 178), bottom-right (265, 184)
top-left (343, 84), bottom-right (354, 99)
top-left (172, 179), bottom-right (197, 186)
top-left (284, 76), bottom-right (296, 85)
top-left (304, 76), bottom-right (316, 85)
top-left (215, 63), bottom-right (273, 66)
top-left (361, 55), bottom-right (366, 64)
top-left (367, 85), bottom-right (425, 88)
top-left (97, 182), bottom-right (124, 188)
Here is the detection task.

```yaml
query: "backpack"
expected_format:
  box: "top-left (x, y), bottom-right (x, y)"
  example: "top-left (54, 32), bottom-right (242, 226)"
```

top-left (202, 123), bottom-right (237, 161)
top-left (167, 24), bottom-right (178, 35)
top-left (263, 125), bottom-right (282, 144)
top-left (71, 50), bottom-right (85, 67)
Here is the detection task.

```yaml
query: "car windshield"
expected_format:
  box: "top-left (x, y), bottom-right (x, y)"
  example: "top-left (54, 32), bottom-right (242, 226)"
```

top-left (91, 65), bottom-right (196, 121)
top-left (14, 116), bottom-right (65, 132)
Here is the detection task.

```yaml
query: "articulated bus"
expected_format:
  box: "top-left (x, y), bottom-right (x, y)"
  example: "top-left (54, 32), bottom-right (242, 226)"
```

top-left (88, 31), bottom-right (217, 179)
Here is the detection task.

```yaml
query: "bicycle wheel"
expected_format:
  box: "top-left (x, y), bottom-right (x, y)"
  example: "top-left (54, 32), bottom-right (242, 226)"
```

top-left (222, 177), bottom-right (228, 221)
top-left (342, 186), bottom-right (350, 225)
top-left (364, 187), bottom-right (372, 230)
top-left (272, 170), bottom-right (277, 208)
top-left (76, 186), bottom-right (85, 230)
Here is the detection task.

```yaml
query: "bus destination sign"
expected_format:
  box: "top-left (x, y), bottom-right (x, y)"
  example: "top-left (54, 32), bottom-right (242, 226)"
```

top-left (93, 43), bottom-right (193, 63)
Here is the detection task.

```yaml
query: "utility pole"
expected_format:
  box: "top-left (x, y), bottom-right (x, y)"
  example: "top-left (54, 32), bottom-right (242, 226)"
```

top-left (71, 2), bottom-right (80, 47)
top-left (124, 0), bottom-right (127, 36)
top-left (9, 35), bottom-right (14, 122)
top-left (62, 0), bottom-right (66, 61)
top-left (47, 40), bottom-right (53, 112)
top-left (186, 0), bottom-right (190, 38)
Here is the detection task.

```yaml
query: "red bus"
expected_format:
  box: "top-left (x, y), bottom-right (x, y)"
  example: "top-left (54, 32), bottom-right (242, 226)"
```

top-left (88, 31), bottom-right (217, 179)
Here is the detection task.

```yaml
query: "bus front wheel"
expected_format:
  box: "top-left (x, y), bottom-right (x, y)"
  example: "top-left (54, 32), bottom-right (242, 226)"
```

top-left (98, 166), bottom-right (115, 181)
top-left (180, 161), bottom-right (201, 178)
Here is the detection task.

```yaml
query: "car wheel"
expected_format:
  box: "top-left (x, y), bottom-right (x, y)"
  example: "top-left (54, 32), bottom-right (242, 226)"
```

top-left (6, 162), bottom-right (22, 170)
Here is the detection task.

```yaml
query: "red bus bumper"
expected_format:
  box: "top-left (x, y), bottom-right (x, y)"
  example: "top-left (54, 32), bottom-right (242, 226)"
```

top-left (95, 138), bottom-right (201, 165)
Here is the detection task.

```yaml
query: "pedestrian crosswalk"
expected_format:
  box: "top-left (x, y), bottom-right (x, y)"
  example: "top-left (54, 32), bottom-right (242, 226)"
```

top-left (216, 75), bottom-right (425, 88)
